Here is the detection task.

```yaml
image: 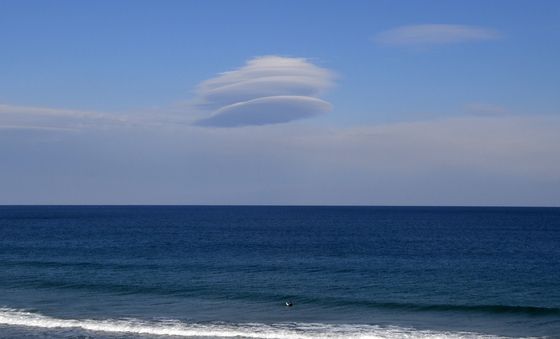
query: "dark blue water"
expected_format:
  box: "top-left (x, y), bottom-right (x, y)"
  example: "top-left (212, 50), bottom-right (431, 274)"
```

top-left (0, 206), bottom-right (559, 338)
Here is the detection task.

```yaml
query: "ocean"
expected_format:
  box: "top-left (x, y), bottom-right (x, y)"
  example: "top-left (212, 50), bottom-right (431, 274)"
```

top-left (0, 206), bottom-right (558, 338)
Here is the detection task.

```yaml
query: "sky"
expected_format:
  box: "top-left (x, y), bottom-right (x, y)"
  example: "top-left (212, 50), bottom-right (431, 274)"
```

top-left (1, 0), bottom-right (559, 206)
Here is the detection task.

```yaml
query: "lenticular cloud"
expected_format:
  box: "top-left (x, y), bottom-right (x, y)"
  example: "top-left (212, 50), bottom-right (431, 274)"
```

top-left (194, 56), bottom-right (334, 127)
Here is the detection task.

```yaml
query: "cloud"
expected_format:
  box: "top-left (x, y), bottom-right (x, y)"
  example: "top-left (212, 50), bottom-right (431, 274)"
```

top-left (0, 125), bottom-right (78, 132)
top-left (0, 103), bottom-right (129, 131)
top-left (1, 56), bottom-right (334, 130)
top-left (193, 56), bottom-right (334, 127)
top-left (196, 96), bottom-right (332, 127)
top-left (374, 24), bottom-right (501, 46)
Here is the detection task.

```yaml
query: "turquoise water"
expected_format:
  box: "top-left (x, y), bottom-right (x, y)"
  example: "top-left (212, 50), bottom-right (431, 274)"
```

top-left (0, 206), bottom-right (559, 338)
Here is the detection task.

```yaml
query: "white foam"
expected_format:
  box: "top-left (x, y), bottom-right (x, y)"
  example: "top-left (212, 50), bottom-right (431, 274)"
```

top-left (0, 308), bottom-right (512, 338)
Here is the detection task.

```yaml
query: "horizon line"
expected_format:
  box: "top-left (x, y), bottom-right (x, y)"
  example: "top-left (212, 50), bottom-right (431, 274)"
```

top-left (1, 204), bottom-right (559, 208)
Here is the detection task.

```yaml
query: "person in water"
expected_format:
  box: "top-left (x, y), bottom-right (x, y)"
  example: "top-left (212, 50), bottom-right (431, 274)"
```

top-left (285, 301), bottom-right (293, 307)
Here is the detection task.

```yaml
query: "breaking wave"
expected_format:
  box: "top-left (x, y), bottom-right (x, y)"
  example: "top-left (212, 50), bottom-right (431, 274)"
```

top-left (0, 308), bottom-right (515, 338)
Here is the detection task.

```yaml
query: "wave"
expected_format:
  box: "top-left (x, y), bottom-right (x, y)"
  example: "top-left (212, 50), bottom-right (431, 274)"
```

top-left (4, 273), bottom-right (560, 317)
top-left (0, 308), bottom-right (511, 339)
top-left (347, 301), bottom-right (560, 316)
top-left (265, 296), bottom-right (560, 317)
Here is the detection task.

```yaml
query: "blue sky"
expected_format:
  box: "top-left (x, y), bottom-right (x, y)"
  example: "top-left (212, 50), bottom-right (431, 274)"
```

top-left (1, 0), bottom-right (559, 205)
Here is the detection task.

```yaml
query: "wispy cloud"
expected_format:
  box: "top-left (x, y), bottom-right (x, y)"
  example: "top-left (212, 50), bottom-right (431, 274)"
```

top-left (193, 56), bottom-right (334, 127)
top-left (0, 124), bottom-right (78, 132)
top-left (0, 103), bottom-right (129, 131)
top-left (374, 24), bottom-right (501, 46)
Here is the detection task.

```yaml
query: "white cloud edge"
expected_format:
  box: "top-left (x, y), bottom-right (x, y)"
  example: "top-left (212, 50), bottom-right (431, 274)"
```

top-left (195, 95), bottom-right (332, 127)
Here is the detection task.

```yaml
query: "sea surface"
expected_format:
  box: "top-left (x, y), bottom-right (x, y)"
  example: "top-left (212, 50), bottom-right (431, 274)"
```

top-left (0, 206), bottom-right (559, 338)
